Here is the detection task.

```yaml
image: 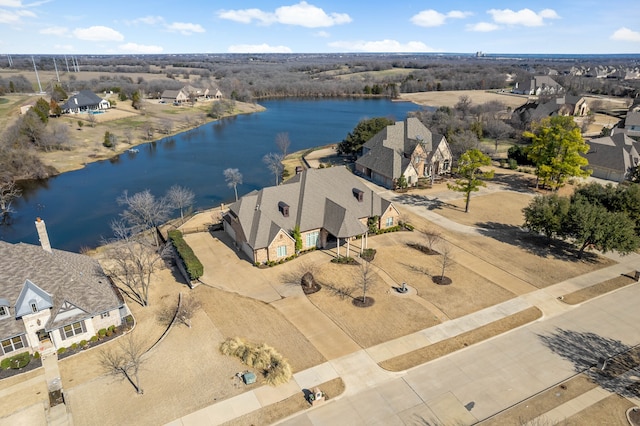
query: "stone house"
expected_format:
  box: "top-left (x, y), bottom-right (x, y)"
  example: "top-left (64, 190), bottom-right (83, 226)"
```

top-left (223, 167), bottom-right (400, 264)
top-left (355, 117), bottom-right (452, 189)
top-left (512, 95), bottom-right (590, 126)
top-left (512, 76), bottom-right (563, 96)
top-left (0, 219), bottom-right (129, 360)
top-left (161, 89), bottom-right (189, 104)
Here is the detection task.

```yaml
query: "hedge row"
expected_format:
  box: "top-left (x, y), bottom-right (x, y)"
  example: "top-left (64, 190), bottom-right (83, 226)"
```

top-left (168, 230), bottom-right (204, 281)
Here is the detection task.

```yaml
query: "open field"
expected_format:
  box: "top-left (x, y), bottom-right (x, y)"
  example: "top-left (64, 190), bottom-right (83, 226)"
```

top-left (399, 90), bottom-right (530, 110)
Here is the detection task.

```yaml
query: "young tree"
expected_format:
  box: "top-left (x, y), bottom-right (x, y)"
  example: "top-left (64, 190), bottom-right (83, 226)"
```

top-left (100, 334), bottom-right (147, 394)
top-left (176, 293), bottom-right (202, 328)
top-left (276, 132), bottom-right (291, 157)
top-left (355, 260), bottom-right (377, 305)
top-left (33, 98), bottom-right (50, 124)
top-left (437, 241), bottom-right (454, 284)
top-left (484, 119), bottom-right (513, 153)
top-left (525, 116), bottom-right (590, 190)
top-left (263, 153), bottom-right (283, 185)
top-left (166, 185), bottom-right (195, 223)
top-left (522, 194), bottom-right (570, 240)
top-left (447, 149), bottom-right (494, 213)
top-left (49, 99), bottom-right (62, 117)
top-left (292, 225), bottom-right (302, 253)
top-left (117, 190), bottom-right (170, 246)
top-left (223, 168), bottom-right (243, 201)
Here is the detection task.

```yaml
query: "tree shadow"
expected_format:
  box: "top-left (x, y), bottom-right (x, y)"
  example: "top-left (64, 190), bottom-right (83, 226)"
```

top-left (538, 328), bottom-right (640, 398)
top-left (394, 193), bottom-right (461, 211)
top-left (475, 221), bottom-right (600, 263)
top-left (490, 171), bottom-right (537, 193)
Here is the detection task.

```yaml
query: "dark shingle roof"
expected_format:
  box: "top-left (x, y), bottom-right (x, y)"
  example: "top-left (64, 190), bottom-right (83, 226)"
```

top-left (61, 90), bottom-right (104, 110)
top-left (227, 167), bottom-right (395, 249)
top-left (584, 133), bottom-right (640, 175)
top-left (0, 240), bottom-right (123, 338)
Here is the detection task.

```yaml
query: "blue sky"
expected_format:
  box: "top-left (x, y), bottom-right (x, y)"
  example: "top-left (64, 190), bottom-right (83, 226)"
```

top-left (1, 0), bottom-right (639, 55)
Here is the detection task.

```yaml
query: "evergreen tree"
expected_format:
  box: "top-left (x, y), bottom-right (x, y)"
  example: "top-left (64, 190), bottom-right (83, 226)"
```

top-left (447, 149), bottom-right (494, 212)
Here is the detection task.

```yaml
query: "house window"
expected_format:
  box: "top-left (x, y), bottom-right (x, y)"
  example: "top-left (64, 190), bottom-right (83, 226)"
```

top-left (1, 336), bottom-right (24, 355)
top-left (30, 302), bottom-right (38, 313)
top-left (100, 312), bottom-right (110, 319)
top-left (306, 231), bottom-right (319, 248)
top-left (0, 306), bottom-right (8, 318)
top-left (276, 245), bottom-right (287, 258)
top-left (62, 321), bottom-right (86, 339)
top-left (386, 217), bottom-right (394, 227)
top-left (443, 159), bottom-right (450, 171)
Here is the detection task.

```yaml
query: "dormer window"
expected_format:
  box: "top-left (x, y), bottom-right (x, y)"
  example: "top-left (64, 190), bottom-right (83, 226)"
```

top-left (30, 301), bottom-right (38, 313)
top-left (278, 202), bottom-right (289, 217)
top-left (353, 188), bottom-right (364, 202)
top-left (0, 306), bottom-right (8, 318)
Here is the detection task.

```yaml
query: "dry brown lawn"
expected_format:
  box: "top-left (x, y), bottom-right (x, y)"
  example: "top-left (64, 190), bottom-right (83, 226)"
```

top-left (562, 274), bottom-right (638, 305)
top-left (558, 394), bottom-right (635, 426)
top-left (379, 307), bottom-right (541, 372)
top-left (399, 90), bottom-right (530, 110)
top-left (372, 234), bottom-right (516, 319)
top-left (222, 378), bottom-right (345, 426)
top-left (482, 374), bottom-right (598, 425)
top-left (0, 369), bottom-right (48, 419)
top-left (308, 261), bottom-right (440, 348)
top-left (59, 262), bottom-right (324, 426)
top-left (438, 191), bottom-right (533, 228)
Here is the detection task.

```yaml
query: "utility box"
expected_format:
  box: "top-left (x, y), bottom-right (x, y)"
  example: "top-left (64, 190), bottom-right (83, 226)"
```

top-left (242, 372), bottom-right (256, 385)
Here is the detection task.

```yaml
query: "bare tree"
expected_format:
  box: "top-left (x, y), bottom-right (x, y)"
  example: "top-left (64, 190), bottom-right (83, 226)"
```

top-left (141, 122), bottom-right (154, 141)
top-left (176, 293), bottom-right (202, 328)
top-left (102, 220), bottom-right (165, 307)
top-left (0, 179), bottom-right (21, 219)
top-left (117, 190), bottom-right (170, 247)
top-left (166, 185), bottom-right (194, 223)
top-left (160, 119), bottom-right (173, 135)
top-left (86, 112), bottom-right (97, 128)
top-left (276, 132), bottom-right (291, 157)
top-left (356, 260), bottom-right (377, 304)
top-left (421, 229), bottom-right (441, 253)
top-left (223, 168), bottom-right (243, 201)
top-left (263, 153), bottom-right (284, 185)
top-left (484, 119), bottom-right (514, 152)
top-left (123, 128), bottom-right (134, 144)
top-left (437, 240), bottom-right (454, 284)
top-left (100, 334), bottom-right (147, 394)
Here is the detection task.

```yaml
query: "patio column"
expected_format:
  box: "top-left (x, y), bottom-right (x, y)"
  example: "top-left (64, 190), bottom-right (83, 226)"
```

top-left (337, 237), bottom-right (340, 257)
top-left (346, 239), bottom-right (350, 258)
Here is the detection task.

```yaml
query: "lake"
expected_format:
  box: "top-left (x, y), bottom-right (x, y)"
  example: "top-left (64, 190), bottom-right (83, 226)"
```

top-left (1, 98), bottom-right (420, 252)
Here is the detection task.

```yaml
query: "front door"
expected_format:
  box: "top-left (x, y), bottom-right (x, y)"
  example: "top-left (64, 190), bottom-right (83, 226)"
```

top-left (36, 329), bottom-right (50, 342)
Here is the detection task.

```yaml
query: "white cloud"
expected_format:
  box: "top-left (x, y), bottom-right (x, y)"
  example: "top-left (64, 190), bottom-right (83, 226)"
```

top-left (73, 26), bottom-right (124, 41)
top-left (328, 39), bottom-right (435, 53)
top-left (227, 43), bottom-right (293, 53)
top-left (314, 30), bottom-right (330, 38)
top-left (166, 22), bottom-right (205, 35)
top-left (611, 27), bottom-right (640, 42)
top-left (467, 22), bottom-right (499, 32)
top-left (219, 2), bottom-right (351, 28)
top-left (0, 0), bottom-right (23, 6)
top-left (119, 42), bottom-right (163, 53)
top-left (127, 15), bottom-right (164, 25)
top-left (487, 8), bottom-right (559, 27)
top-left (40, 26), bottom-right (68, 36)
top-left (0, 8), bottom-right (35, 23)
top-left (411, 9), bottom-right (471, 27)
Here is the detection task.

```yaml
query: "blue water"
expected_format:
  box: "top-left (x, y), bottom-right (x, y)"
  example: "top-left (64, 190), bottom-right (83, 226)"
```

top-left (1, 98), bottom-right (419, 251)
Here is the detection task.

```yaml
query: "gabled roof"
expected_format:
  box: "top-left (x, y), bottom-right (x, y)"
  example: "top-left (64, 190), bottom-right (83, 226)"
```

top-left (227, 167), bottom-right (394, 250)
top-left (626, 111), bottom-right (640, 127)
top-left (357, 117), bottom-right (444, 180)
top-left (0, 240), bottom-right (123, 337)
top-left (14, 279), bottom-right (53, 318)
top-left (61, 90), bottom-right (104, 109)
top-left (584, 133), bottom-right (640, 175)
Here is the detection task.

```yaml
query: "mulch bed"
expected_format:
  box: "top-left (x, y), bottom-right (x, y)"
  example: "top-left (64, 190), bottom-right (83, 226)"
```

top-left (302, 283), bottom-right (321, 295)
top-left (407, 243), bottom-right (439, 255)
top-left (0, 356), bottom-right (43, 380)
top-left (352, 296), bottom-right (375, 308)
top-left (432, 276), bottom-right (452, 285)
top-left (629, 407), bottom-right (640, 426)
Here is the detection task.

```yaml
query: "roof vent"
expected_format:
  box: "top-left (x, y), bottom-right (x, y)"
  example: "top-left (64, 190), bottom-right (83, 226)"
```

top-left (353, 188), bottom-right (364, 202)
top-left (278, 201), bottom-right (290, 217)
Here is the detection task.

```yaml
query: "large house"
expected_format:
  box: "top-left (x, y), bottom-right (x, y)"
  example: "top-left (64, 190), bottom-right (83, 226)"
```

top-left (512, 95), bottom-right (590, 126)
top-left (161, 85), bottom-right (222, 104)
top-left (512, 76), bottom-right (563, 96)
top-left (61, 90), bottom-right (110, 114)
top-left (223, 167), bottom-right (400, 264)
top-left (0, 219), bottom-right (128, 360)
top-left (355, 117), bottom-right (453, 189)
top-left (583, 133), bottom-right (640, 182)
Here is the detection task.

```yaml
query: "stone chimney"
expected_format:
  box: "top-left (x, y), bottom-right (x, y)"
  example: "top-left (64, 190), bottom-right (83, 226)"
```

top-left (35, 217), bottom-right (52, 253)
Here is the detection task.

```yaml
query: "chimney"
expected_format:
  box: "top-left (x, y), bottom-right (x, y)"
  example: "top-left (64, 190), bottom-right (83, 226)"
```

top-left (278, 201), bottom-right (290, 217)
top-left (353, 188), bottom-right (364, 202)
top-left (35, 217), bottom-right (52, 253)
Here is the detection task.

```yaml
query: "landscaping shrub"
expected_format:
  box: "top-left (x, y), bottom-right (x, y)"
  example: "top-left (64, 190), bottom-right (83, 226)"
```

top-left (168, 230), bottom-right (204, 280)
top-left (0, 352), bottom-right (30, 370)
top-left (108, 325), bottom-right (116, 333)
top-left (508, 158), bottom-right (518, 170)
top-left (90, 336), bottom-right (98, 343)
top-left (331, 256), bottom-right (357, 265)
top-left (361, 248), bottom-right (376, 262)
top-left (33, 351), bottom-right (40, 359)
top-left (57, 347), bottom-right (67, 355)
top-left (70, 343), bottom-right (78, 351)
top-left (98, 328), bottom-right (107, 337)
top-left (219, 337), bottom-right (292, 386)
top-left (106, 330), bottom-right (113, 337)
top-left (79, 340), bottom-right (87, 347)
